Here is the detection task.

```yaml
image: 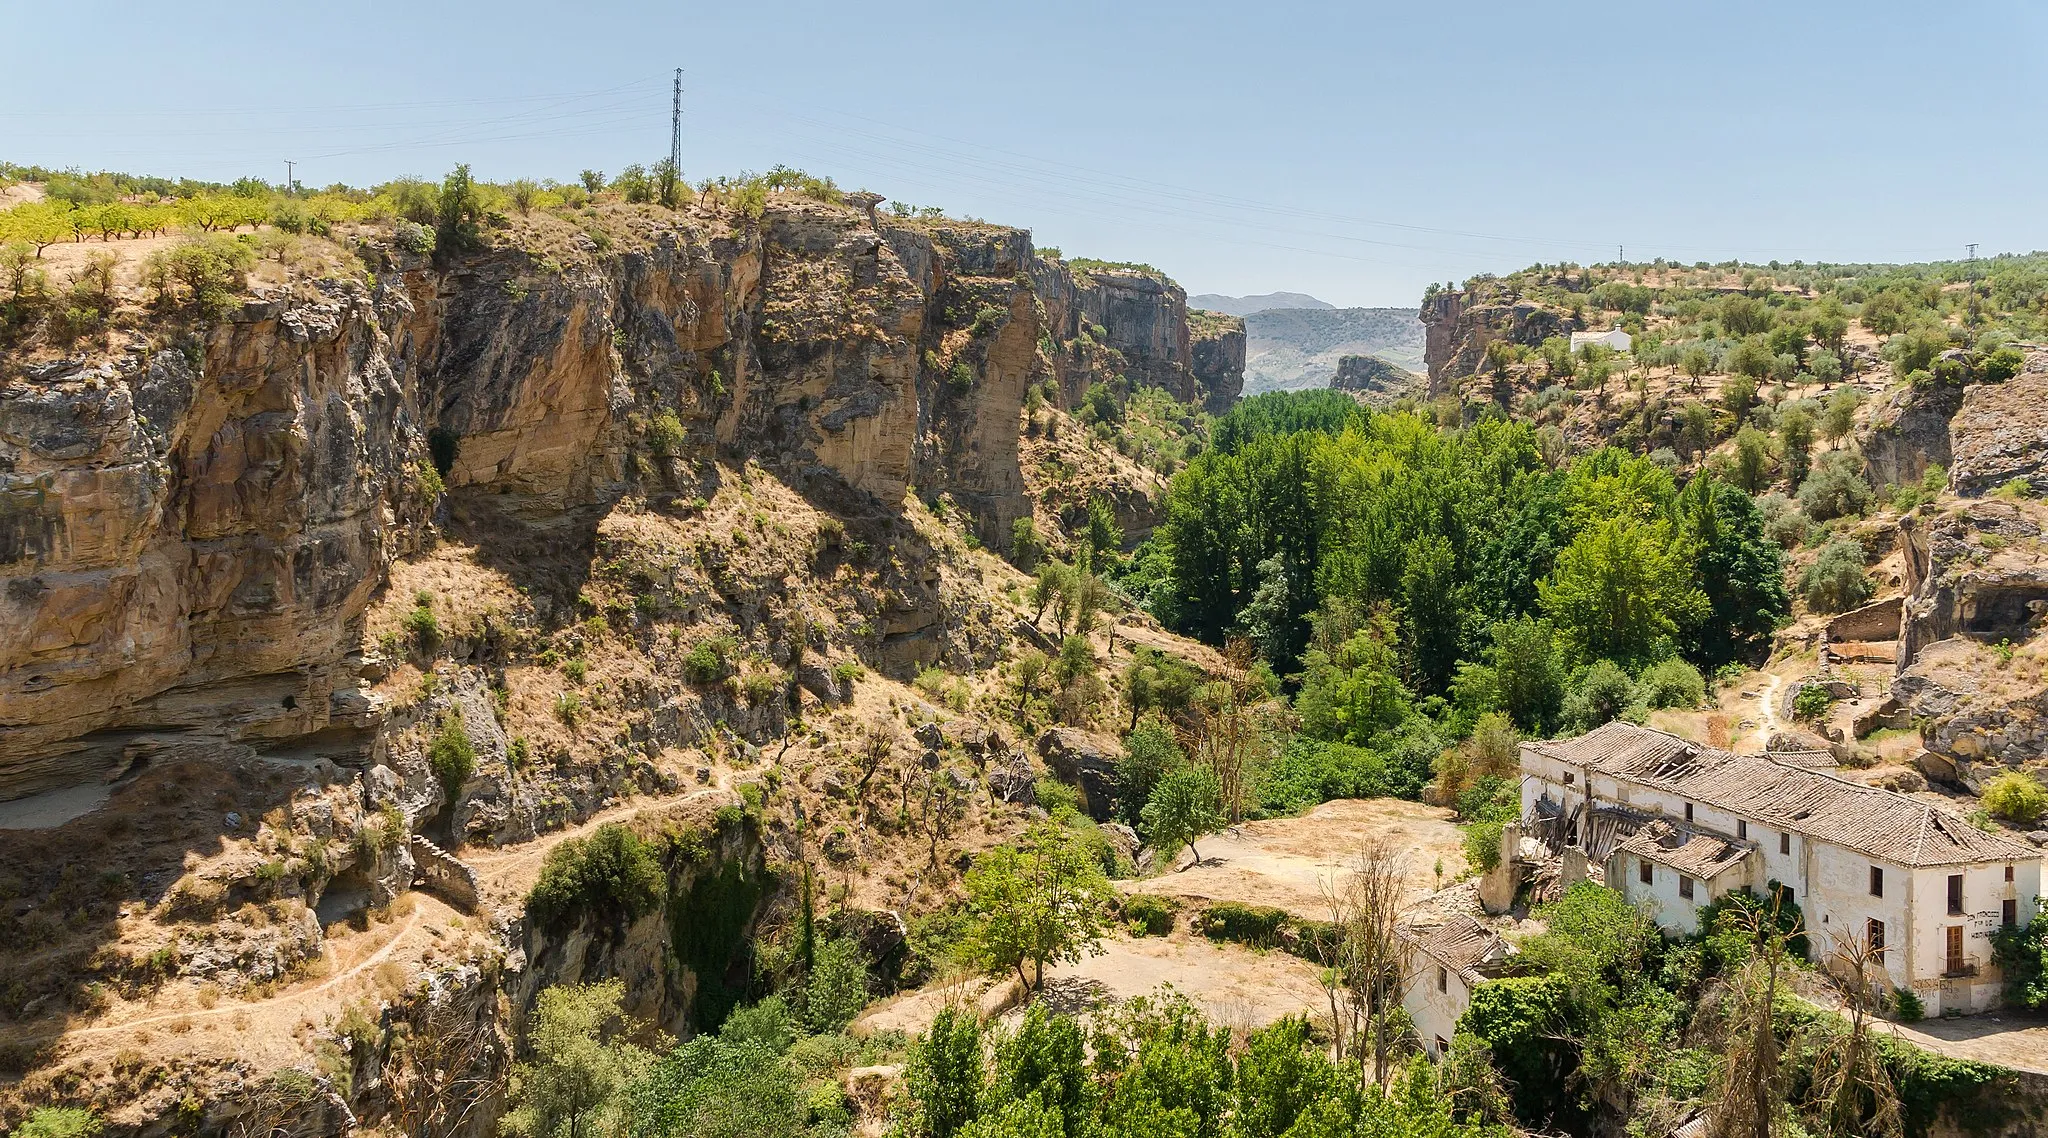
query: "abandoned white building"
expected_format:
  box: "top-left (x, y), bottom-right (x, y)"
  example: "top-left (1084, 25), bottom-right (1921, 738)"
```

top-left (1521, 722), bottom-right (2042, 1017)
top-left (1569, 325), bottom-right (1633, 353)
top-left (1398, 915), bottom-right (1514, 1060)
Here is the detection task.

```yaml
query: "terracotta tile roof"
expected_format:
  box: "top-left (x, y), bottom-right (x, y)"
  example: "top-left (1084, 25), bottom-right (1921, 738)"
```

top-left (1613, 819), bottom-right (1753, 880)
top-left (1399, 915), bottom-right (1512, 982)
top-left (1527, 722), bottom-right (2037, 868)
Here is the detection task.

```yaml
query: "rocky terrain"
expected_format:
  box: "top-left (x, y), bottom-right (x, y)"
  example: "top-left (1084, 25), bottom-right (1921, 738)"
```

top-left (0, 188), bottom-right (1238, 1130)
top-left (1329, 353), bottom-right (1421, 403)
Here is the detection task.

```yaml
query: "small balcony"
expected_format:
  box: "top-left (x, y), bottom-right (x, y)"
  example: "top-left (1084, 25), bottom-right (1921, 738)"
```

top-left (1941, 962), bottom-right (1980, 979)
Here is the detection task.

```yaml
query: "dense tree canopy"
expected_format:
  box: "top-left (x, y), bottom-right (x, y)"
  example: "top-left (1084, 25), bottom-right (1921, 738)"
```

top-left (1147, 396), bottom-right (1788, 707)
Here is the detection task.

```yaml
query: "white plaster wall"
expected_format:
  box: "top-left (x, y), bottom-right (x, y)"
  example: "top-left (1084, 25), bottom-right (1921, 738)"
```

top-left (1402, 947), bottom-right (1471, 1059)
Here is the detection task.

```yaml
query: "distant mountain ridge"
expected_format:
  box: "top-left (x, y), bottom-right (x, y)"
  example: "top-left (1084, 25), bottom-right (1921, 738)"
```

top-left (1242, 307), bottom-right (1426, 395)
top-left (1188, 291), bottom-right (1336, 317)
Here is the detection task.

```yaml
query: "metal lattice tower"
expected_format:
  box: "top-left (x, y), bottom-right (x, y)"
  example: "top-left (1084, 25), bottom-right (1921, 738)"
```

top-left (670, 69), bottom-right (683, 178)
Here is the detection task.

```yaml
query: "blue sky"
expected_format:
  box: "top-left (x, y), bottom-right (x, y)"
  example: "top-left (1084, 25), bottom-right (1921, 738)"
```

top-left (6, 0), bottom-right (2044, 306)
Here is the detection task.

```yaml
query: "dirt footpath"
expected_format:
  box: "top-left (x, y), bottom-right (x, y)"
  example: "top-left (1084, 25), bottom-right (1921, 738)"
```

top-left (1123, 798), bottom-right (1470, 918)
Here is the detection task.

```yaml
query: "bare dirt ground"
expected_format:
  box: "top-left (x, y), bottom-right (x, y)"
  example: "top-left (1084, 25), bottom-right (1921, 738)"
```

top-left (1123, 798), bottom-right (1471, 918)
top-left (1030, 934), bottom-right (1326, 1031)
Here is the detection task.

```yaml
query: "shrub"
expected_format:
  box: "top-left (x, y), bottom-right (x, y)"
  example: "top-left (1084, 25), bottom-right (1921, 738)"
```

top-left (831, 660), bottom-right (864, 686)
top-left (799, 937), bottom-right (870, 1033)
top-left (1792, 684), bottom-right (1836, 721)
top-left (1033, 777), bottom-right (1082, 818)
top-left (1637, 658), bottom-right (1706, 710)
top-left (1756, 492), bottom-right (1809, 549)
top-left (1894, 987), bottom-right (1925, 1022)
top-left (553, 691), bottom-right (583, 724)
top-left (683, 637), bottom-right (735, 683)
top-left (400, 602), bottom-right (441, 655)
top-left (13, 1109), bottom-right (102, 1138)
top-left (1258, 737), bottom-right (1401, 815)
top-left (1199, 901), bottom-right (1289, 947)
top-left (647, 410), bottom-right (686, 456)
top-left (428, 710), bottom-right (475, 795)
top-left (1562, 659), bottom-right (1642, 732)
top-left (527, 822), bottom-right (665, 931)
top-left (1119, 893), bottom-right (1176, 937)
top-left (1798, 451), bottom-right (1873, 521)
top-left (1997, 478), bottom-right (2035, 500)
top-left (1983, 771), bottom-right (2048, 825)
top-left (1801, 539), bottom-right (1874, 613)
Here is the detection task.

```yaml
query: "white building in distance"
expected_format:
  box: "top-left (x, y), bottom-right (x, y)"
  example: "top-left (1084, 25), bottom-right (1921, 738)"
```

top-left (1569, 326), bottom-right (1633, 354)
top-left (1521, 722), bottom-right (2041, 1016)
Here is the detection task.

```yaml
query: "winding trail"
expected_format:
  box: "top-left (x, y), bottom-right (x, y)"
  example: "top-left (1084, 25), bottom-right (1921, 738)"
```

top-left (51, 902), bottom-right (427, 1041)
top-left (1754, 672), bottom-right (1784, 750)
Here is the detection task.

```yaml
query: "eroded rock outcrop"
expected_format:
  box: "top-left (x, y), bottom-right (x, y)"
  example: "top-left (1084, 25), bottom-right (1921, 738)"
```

top-left (1948, 344), bottom-right (2048, 496)
top-left (1894, 497), bottom-right (2048, 774)
top-left (1331, 354), bottom-right (1422, 403)
top-left (1, 201), bottom-right (1233, 804)
top-left (1419, 286), bottom-right (1577, 394)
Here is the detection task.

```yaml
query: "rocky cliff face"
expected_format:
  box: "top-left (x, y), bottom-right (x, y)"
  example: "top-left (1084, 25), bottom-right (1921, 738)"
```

top-left (1947, 345), bottom-right (2048, 496)
top-left (1029, 261), bottom-right (1241, 411)
top-left (1419, 287), bottom-right (1577, 394)
top-left (1331, 354), bottom-right (1422, 403)
top-left (0, 202), bottom-right (1234, 806)
top-left (1894, 499), bottom-right (2048, 778)
top-left (1188, 311), bottom-right (1246, 413)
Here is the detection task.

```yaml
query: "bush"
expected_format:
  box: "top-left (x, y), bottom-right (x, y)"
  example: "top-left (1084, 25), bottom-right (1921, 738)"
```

top-left (1198, 901), bottom-right (1289, 947)
top-left (1983, 771), bottom-right (2048, 825)
top-left (1258, 737), bottom-right (1401, 815)
top-left (800, 937), bottom-right (870, 1033)
top-left (1637, 658), bottom-right (1706, 710)
top-left (683, 637), bottom-right (735, 683)
top-left (1801, 539), bottom-right (1874, 613)
top-left (1894, 986), bottom-right (1925, 1022)
top-left (428, 710), bottom-right (475, 796)
top-left (527, 822), bottom-right (666, 931)
top-left (13, 1109), bottom-right (102, 1138)
top-left (1033, 777), bottom-right (1082, 818)
top-left (1798, 451), bottom-right (1873, 521)
top-left (400, 602), bottom-right (441, 655)
top-left (1756, 492), bottom-right (1809, 549)
top-left (1115, 721), bottom-right (1184, 825)
top-left (1119, 893), bottom-right (1176, 937)
top-left (1792, 685), bottom-right (1836, 721)
top-left (1562, 659), bottom-right (1642, 732)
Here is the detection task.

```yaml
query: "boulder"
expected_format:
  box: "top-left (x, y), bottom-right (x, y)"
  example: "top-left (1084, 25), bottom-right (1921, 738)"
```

top-left (987, 754), bottom-right (1037, 805)
top-left (1036, 727), bottom-right (1121, 821)
top-left (1916, 750), bottom-right (1960, 784)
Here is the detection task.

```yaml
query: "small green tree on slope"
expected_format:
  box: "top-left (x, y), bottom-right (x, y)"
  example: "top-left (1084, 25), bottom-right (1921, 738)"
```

top-left (1142, 763), bottom-right (1225, 870)
top-left (963, 822), bottom-right (1113, 992)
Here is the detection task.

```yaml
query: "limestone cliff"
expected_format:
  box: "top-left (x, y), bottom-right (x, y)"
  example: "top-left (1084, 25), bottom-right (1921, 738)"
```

top-left (1419, 286), bottom-right (1577, 395)
top-left (1029, 260), bottom-right (1241, 411)
top-left (0, 198), bottom-right (1232, 806)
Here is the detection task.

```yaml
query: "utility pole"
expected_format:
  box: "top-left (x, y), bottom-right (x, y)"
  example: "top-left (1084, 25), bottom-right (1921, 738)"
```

top-left (665, 67), bottom-right (684, 206)
top-left (284, 160), bottom-right (295, 197)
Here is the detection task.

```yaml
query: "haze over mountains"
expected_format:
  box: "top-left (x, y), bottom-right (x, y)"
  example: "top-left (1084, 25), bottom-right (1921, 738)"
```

top-left (1187, 291), bottom-right (1335, 317)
